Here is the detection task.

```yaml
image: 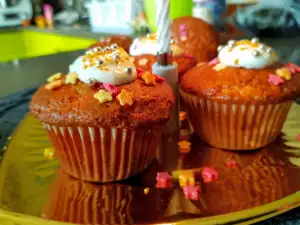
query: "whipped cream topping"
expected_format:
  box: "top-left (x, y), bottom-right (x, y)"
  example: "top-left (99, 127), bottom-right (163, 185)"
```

top-left (69, 46), bottom-right (137, 86)
top-left (129, 33), bottom-right (184, 57)
top-left (218, 38), bottom-right (278, 69)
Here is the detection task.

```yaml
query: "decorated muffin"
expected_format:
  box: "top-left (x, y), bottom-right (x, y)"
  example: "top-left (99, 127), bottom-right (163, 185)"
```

top-left (30, 45), bottom-right (174, 182)
top-left (180, 38), bottom-right (300, 150)
top-left (171, 16), bottom-right (220, 63)
top-left (89, 35), bottom-right (133, 53)
top-left (129, 33), bottom-right (197, 77)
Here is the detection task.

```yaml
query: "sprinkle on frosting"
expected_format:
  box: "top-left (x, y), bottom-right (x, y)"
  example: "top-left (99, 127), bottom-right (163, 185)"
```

top-left (276, 68), bottom-right (291, 81)
top-left (178, 140), bottom-right (191, 154)
top-left (45, 80), bottom-right (63, 90)
top-left (183, 186), bottom-right (201, 200)
top-left (142, 71), bottom-right (156, 85)
top-left (93, 90), bottom-right (113, 103)
top-left (268, 74), bottom-right (285, 86)
top-left (156, 172), bottom-right (172, 188)
top-left (65, 72), bottom-right (78, 85)
top-left (47, 72), bottom-right (62, 82)
top-left (129, 33), bottom-right (184, 57)
top-left (179, 171), bottom-right (195, 187)
top-left (202, 167), bottom-right (219, 183)
top-left (213, 63), bottom-right (226, 71)
top-left (69, 45), bottom-right (137, 86)
top-left (218, 38), bottom-right (278, 69)
top-left (116, 89), bottom-right (133, 106)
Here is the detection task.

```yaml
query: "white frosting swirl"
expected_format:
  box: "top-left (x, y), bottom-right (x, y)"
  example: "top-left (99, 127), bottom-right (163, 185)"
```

top-left (129, 33), bottom-right (184, 57)
top-left (69, 47), bottom-right (137, 86)
top-left (218, 39), bottom-right (278, 69)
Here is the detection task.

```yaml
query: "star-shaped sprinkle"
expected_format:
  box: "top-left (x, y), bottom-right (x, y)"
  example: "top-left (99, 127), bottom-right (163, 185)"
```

top-left (297, 134), bottom-right (300, 141)
top-left (156, 172), bottom-right (172, 188)
top-left (285, 63), bottom-right (300, 74)
top-left (179, 171), bottom-right (195, 187)
top-left (47, 72), bottom-right (62, 82)
top-left (141, 71), bottom-right (156, 85)
top-left (178, 140), bottom-right (191, 154)
top-left (93, 90), bottom-right (113, 103)
top-left (209, 57), bottom-right (219, 65)
top-left (213, 63), bottom-right (226, 71)
top-left (202, 167), bottom-right (219, 183)
top-left (65, 72), bottom-right (78, 85)
top-left (116, 89), bottom-right (133, 106)
top-left (103, 83), bottom-right (120, 97)
top-left (276, 68), bottom-right (291, 80)
top-left (44, 148), bottom-right (55, 160)
top-left (225, 159), bottom-right (238, 169)
top-left (180, 111), bottom-right (187, 121)
top-left (138, 58), bottom-right (149, 66)
top-left (45, 80), bottom-right (64, 90)
top-left (268, 74), bottom-right (285, 86)
top-left (183, 186), bottom-right (201, 200)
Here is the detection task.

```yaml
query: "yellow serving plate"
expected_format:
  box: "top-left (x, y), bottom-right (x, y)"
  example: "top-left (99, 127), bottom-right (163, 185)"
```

top-left (0, 30), bottom-right (96, 62)
top-left (0, 104), bottom-right (300, 224)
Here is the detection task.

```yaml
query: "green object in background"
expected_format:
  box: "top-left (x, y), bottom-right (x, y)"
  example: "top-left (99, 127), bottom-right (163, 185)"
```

top-left (0, 30), bottom-right (96, 62)
top-left (144, 0), bottom-right (193, 32)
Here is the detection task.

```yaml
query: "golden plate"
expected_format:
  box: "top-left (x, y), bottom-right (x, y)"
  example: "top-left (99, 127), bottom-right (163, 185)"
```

top-left (0, 104), bottom-right (300, 225)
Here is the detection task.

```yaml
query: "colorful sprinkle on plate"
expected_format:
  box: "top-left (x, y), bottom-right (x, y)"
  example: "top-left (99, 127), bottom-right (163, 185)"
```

top-left (179, 171), bottom-right (195, 187)
top-left (226, 159), bottom-right (238, 169)
top-left (178, 140), bottom-right (191, 154)
top-left (202, 167), bottom-right (219, 183)
top-left (183, 186), bottom-right (201, 200)
top-left (156, 172), bottom-right (172, 188)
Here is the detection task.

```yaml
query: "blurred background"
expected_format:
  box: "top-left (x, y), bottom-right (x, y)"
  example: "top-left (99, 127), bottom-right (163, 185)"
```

top-left (1, 0), bottom-right (300, 63)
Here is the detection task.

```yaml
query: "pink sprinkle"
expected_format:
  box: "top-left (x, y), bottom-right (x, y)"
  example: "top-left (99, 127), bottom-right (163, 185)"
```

top-left (103, 83), bottom-right (120, 97)
top-left (154, 74), bottom-right (165, 83)
top-left (183, 186), bottom-right (201, 200)
top-left (136, 68), bottom-right (144, 79)
top-left (179, 24), bottom-right (186, 31)
top-left (208, 57), bottom-right (219, 65)
top-left (268, 74), bottom-right (285, 86)
top-left (285, 63), bottom-right (300, 74)
top-left (156, 172), bottom-right (172, 188)
top-left (226, 159), bottom-right (238, 169)
top-left (202, 167), bottom-right (219, 183)
top-left (297, 134), bottom-right (300, 141)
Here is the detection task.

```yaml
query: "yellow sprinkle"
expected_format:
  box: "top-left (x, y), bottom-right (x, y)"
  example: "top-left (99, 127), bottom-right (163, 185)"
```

top-left (234, 59), bottom-right (239, 65)
top-left (141, 71), bottom-right (156, 86)
top-left (276, 68), bottom-right (291, 80)
top-left (144, 187), bottom-right (150, 195)
top-left (179, 171), bottom-right (195, 187)
top-left (47, 72), bottom-right (62, 82)
top-left (117, 89), bottom-right (134, 106)
top-left (44, 148), bottom-right (55, 160)
top-left (45, 80), bottom-right (63, 90)
top-left (213, 63), bottom-right (226, 71)
top-left (93, 90), bottom-right (113, 103)
top-left (65, 72), bottom-right (78, 85)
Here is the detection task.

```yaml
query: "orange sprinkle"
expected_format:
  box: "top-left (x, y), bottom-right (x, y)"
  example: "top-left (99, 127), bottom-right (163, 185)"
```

top-left (117, 89), bottom-right (134, 106)
top-left (178, 140), bottom-right (191, 154)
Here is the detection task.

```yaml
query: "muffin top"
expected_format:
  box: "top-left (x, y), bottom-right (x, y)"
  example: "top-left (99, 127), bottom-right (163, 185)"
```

top-left (133, 54), bottom-right (197, 76)
top-left (30, 46), bottom-right (174, 129)
top-left (89, 35), bottom-right (133, 53)
top-left (171, 16), bottom-right (219, 62)
top-left (180, 38), bottom-right (300, 104)
top-left (129, 33), bottom-right (184, 57)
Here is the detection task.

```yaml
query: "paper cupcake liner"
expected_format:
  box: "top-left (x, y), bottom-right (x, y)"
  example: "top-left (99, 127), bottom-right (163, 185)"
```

top-left (42, 171), bottom-right (133, 224)
top-left (180, 90), bottom-right (292, 150)
top-left (43, 124), bottom-right (161, 182)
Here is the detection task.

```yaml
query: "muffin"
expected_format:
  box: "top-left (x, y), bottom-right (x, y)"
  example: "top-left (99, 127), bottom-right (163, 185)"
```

top-left (171, 16), bottom-right (220, 63)
top-left (30, 45), bottom-right (174, 182)
top-left (129, 33), bottom-right (197, 77)
top-left (89, 35), bottom-right (133, 53)
top-left (180, 38), bottom-right (300, 150)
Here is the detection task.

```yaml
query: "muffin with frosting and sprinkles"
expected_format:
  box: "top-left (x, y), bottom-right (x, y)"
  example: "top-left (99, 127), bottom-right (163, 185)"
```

top-left (180, 38), bottom-right (300, 150)
top-left (130, 33), bottom-right (197, 77)
top-left (30, 44), bottom-right (174, 182)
